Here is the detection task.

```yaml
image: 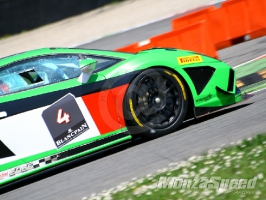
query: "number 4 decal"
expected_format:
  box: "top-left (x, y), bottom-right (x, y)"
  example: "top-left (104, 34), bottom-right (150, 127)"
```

top-left (57, 108), bottom-right (71, 124)
top-left (42, 94), bottom-right (90, 149)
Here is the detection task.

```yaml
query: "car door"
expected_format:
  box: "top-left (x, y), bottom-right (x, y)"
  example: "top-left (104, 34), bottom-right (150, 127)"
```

top-left (0, 54), bottom-right (127, 184)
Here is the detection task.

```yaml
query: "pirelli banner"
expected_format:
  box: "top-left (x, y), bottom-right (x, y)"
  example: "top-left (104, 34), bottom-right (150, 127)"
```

top-left (177, 55), bottom-right (203, 65)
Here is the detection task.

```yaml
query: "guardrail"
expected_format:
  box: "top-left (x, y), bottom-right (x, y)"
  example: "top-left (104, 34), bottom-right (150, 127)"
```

top-left (116, 0), bottom-right (266, 58)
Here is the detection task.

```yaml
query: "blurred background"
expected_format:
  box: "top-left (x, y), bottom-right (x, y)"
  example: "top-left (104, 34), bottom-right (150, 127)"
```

top-left (0, 0), bottom-right (126, 38)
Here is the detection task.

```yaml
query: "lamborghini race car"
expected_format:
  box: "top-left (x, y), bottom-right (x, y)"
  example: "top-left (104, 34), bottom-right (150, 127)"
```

top-left (0, 47), bottom-right (242, 185)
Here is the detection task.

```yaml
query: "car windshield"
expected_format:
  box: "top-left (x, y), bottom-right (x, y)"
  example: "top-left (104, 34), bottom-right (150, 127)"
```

top-left (0, 53), bottom-right (121, 96)
top-left (0, 54), bottom-right (81, 95)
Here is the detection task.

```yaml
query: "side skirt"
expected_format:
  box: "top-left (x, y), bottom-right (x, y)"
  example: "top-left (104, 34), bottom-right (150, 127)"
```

top-left (194, 106), bottom-right (224, 117)
top-left (0, 132), bottom-right (132, 187)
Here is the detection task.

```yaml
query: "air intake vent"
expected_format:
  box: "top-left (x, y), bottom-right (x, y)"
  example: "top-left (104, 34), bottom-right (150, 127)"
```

top-left (227, 68), bottom-right (235, 92)
top-left (184, 67), bottom-right (215, 95)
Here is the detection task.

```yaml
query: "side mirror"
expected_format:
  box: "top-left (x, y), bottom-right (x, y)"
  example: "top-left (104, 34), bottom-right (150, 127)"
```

top-left (77, 59), bottom-right (97, 83)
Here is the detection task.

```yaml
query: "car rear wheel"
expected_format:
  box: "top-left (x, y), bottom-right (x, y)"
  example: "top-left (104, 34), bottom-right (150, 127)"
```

top-left (123, 68), bottom-right (188, 139)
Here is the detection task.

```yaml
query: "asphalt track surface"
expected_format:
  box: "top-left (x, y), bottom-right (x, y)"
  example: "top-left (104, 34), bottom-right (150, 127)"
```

top-left (1, 18), bottom-right (266, 200)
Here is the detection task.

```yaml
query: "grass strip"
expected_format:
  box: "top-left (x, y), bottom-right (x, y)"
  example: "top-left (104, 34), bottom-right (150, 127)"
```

top-left (241, 79), bottom-right (266, 93)
top-left (235, 57), bottom-right (266, 79)
top-left (87, 134), bottom-right (266, 200)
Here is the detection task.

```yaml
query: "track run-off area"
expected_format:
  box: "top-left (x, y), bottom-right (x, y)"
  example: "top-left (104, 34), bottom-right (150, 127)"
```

top-left (1, 17), bottom-right (266, 200)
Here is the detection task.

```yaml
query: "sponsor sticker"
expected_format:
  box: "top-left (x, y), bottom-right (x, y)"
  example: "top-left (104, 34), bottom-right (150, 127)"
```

top-left (177, 55), bottom-right (203, 65)
top-left (42, 93), bottom-right (90, 149)
top-left (0, 171), bottom-right (8, 180)
top-left (9, 163), bottom-right (33, 177)
top-left (196, 94), bottom-right (212, 103)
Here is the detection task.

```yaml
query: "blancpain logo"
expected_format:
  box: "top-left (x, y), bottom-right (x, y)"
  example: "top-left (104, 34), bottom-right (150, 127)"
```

top-left (56, 122), bottom-right (89, 147)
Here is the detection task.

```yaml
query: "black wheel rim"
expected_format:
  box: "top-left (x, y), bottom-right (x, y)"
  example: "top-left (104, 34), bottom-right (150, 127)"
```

top-left (133, 71), bottom-right (182, 129)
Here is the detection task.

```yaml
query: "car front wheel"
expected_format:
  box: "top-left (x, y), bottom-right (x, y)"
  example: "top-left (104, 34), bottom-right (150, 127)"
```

top-left (123, 68), bottom-right (188, 139)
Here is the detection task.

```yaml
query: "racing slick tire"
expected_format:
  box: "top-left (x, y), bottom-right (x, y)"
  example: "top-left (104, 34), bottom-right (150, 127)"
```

top-left (123, 68), bottom-right (188, 139)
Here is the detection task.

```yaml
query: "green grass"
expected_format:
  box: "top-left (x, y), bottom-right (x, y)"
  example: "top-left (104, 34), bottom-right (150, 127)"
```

top-left (234, 56), bottom-right (266, 93)
top-left (235, 57), bottom-right (266, 79)
top-left (88, 134), bottom-right (266, 200)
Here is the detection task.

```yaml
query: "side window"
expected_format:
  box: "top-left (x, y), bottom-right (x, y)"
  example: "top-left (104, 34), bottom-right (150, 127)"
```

top-left (0, 54), bottom-right (81, 95)
top-left (83, 55), bottom-right (121, 72)
top-left (37, 54), bottom-right (81, 83)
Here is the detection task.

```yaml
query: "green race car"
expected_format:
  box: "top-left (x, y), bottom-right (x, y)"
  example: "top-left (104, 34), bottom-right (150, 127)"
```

top-left (0, 47), bottom-right (242, 186)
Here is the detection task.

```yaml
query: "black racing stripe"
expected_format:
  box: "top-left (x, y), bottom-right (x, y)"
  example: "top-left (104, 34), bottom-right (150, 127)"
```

top-left (0, 140), bottom-right (15, 159)
top-left (0, 72), bottom-right (138, 118)
top-left (58, 132), bottom-right (129, 160)
top-left (107, 71), bottom-right (139, 88)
